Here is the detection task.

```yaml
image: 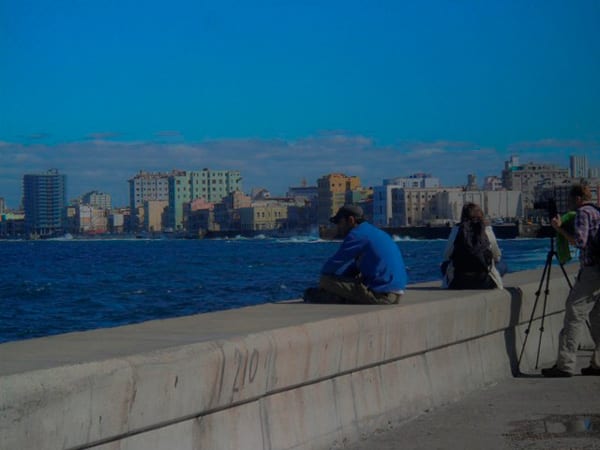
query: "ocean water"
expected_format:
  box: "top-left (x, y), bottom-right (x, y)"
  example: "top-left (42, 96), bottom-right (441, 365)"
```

top-left (0, 236), bottom-right (571, 343)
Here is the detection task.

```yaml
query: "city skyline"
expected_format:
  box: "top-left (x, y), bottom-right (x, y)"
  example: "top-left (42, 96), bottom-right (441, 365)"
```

top-left (2, 1), bottom-right (599, 207)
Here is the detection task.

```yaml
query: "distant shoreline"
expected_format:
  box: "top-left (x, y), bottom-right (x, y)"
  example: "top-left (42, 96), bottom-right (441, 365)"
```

top-left (1, 223), bottom-right (555, 241)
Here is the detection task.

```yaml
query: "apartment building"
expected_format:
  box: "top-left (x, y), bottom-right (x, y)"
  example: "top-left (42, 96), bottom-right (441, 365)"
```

top-left (390, 187), bottom-right (462, 226)
top-left (81, 190), bottom-right (112, 210)
top-left (317, 173), bottom-right (361, 225)
top-left (239, 202), bottom-right (288, 231)
top-left (501, 155), bottom-right (569, 213)
top-left (373, 174), bottom-right (441, 226)
top-left (128, 171), bottom-right (172, 231)
top-left (144, 200), bottom-right (168, 232)
top-left (570, 155), bottom-right (588, 179)
top-left (22, 169), bottom-right (67, 237)
top-left (483, 176), bottom-right (503, 191)
top-left (70, 204), bottom-right (108, 233)
top-left (168, 169), bottom-right (243, 231)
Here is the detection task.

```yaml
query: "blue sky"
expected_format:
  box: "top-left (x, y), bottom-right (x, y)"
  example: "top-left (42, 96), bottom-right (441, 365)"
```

top-left (1, 0), bottom-right (599, 207)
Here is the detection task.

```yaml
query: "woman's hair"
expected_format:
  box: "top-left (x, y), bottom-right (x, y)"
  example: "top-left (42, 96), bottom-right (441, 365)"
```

top-left (460, 203), bottom-right (484, 223)
top-left (460, 203), bottom-right (486, 238)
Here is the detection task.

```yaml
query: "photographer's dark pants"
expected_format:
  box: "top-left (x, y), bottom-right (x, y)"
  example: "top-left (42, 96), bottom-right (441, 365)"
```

top-left (556, 265), bottom-right (600, 373)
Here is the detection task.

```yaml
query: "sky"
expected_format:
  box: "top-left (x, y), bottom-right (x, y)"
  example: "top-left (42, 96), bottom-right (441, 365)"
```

top-left (1, 0), bottom-right (599, 208)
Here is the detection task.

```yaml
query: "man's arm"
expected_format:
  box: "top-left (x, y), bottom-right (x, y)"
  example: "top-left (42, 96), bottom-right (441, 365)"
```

top-left (321, 233), bottom-right (364, 275)
top-left (551, 214), bottom-right (576, 245)
top-left (553, 209), bottom-right (593, 248)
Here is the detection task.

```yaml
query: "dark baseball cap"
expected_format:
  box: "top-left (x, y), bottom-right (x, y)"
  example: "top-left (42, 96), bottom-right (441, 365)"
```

top-left (330, 204), bottom-right (364, 224)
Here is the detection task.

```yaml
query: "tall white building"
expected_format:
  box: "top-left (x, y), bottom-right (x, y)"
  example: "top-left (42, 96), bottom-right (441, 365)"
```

top-left (128, 171), bottom-right (172, 209)
top-left (128, 170), bottom-right (173, 231)
top-left (373, 174), bottom-right (441, 227)
top-left (570, 155), bottom-right (588, 179)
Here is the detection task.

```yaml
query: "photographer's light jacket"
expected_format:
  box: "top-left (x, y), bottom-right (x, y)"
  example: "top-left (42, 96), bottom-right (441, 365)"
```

top-left (442, 224), bottom-right (503, 289)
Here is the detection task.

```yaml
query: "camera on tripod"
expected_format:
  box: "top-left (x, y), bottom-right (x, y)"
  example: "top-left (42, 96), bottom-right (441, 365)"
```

top-left (534, 198), bottom-right (558, 220)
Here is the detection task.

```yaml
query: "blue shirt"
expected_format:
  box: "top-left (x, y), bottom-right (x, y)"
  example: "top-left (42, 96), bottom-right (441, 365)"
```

top-left (321, 222), bottom-right (408, 293)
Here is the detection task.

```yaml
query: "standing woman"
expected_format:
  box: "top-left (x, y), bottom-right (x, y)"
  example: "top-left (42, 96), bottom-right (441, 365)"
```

top-left (441, 203), bottom-right (504, 289)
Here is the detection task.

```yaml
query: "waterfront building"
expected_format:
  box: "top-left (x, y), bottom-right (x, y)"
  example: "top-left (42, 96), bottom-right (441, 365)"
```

top-left (81, 190), bottom-right (112, 210)
top-left (71, 204), bottom-right (108, 234)
top-left (501, 155), bottom-right (569, 213)
top-left (373, 174), bottom-right (441, 226)
top-left (466, 174), bottom-right (479, 191)
top-left (0, 197), bottom-right (4, 214)
top-left (436, 190), bottom-right (523, 223)
top-left (239, 201), bottom-right (288, 231)
top-left (569, 155), bottom-right (588, 179)
top-left (144, 200), bottom-right (168, 232)
top-left (108, 212), bottom-right (125, 234)
top-left (373, 180), bottom-right (459, 227)
top-left (167, 169), bottom-right (242, 231)
top-left (167, 171), bottom-right (191, 231)
top-left (287, 181), bottom-right (318, 227)
top-left (184, 199), bottom-right (215, 236)
top-left (190, 169), bottom-right (242, 204)
top-left (483, 176), bottom-right (503, 191)
top-left (211, 190), bottom-right (252, 231)
top-left (387, 187), bottom-right (463, 226)
top-left (128, 171), bottom-right (171, 209)
top-left (0, 212), bottom-right (25, 237)
top-left (317, 173), bottom-right (361, 225)
top-left (128, 171), bottom-right (172, 231)
top-left (22, 169), bottom-right (67, 237)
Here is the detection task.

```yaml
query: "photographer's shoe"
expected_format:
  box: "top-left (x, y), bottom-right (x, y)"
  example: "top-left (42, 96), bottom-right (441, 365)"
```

top-left (581, 366), bottom-right (600, 376)
top-left (541, 365), bottom-right (572, 378)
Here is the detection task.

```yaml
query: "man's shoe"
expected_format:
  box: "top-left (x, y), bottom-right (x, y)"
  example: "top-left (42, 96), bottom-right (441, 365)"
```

top-left (541, 365), bottom-right (573, 378)
top-left (581, 366), bottom-right (600, 376)
top-left (302, 287), bottom-right (321, 303)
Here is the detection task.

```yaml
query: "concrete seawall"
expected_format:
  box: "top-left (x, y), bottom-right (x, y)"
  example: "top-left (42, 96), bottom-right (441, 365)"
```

top-left (0, 266), bottom-right (578, 450)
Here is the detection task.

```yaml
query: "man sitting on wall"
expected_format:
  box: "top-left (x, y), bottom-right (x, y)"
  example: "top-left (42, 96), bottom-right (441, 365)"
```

top-left (303, 205), bottom-right (408, 304)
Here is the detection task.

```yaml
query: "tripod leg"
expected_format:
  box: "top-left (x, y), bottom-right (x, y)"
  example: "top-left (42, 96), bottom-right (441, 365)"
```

top-left (535, 256), bottom-right (554, 369)
top-left (517, 250), bottom-right (553, 372)
top-left (556, 260), bottom-right (574, 290)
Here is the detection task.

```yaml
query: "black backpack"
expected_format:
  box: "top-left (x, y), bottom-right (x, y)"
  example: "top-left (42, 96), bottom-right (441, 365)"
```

top-left (451, 222), bottom-right (493, 274)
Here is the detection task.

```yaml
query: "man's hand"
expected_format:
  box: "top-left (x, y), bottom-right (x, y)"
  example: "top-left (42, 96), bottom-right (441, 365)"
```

top-left (551, 214), bottom-right (562, 231)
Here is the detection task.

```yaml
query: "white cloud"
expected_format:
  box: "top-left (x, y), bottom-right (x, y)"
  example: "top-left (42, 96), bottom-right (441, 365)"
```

top-left (0, 134), bottom-right (585, 209)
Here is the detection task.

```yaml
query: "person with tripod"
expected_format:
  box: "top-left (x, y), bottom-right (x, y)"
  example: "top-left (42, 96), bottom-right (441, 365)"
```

top-left (541, 184), bottom-right (600, 377)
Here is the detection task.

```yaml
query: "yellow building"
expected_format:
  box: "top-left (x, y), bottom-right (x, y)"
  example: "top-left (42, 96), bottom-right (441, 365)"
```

top-left (317, 173), bottom-right (361, 225)
top-left (239, 202), bottom-right (288, 231)
top-left (144, 200), bottom-right (168, 232)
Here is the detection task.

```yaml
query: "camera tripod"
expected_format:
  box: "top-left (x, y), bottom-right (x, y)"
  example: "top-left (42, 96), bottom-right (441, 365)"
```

top-left (516, 235), bottom-right (574, 374)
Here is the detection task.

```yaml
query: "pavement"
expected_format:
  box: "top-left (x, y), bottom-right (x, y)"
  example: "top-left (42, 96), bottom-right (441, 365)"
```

top-left (345, 350), bottom-right (600, 450)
